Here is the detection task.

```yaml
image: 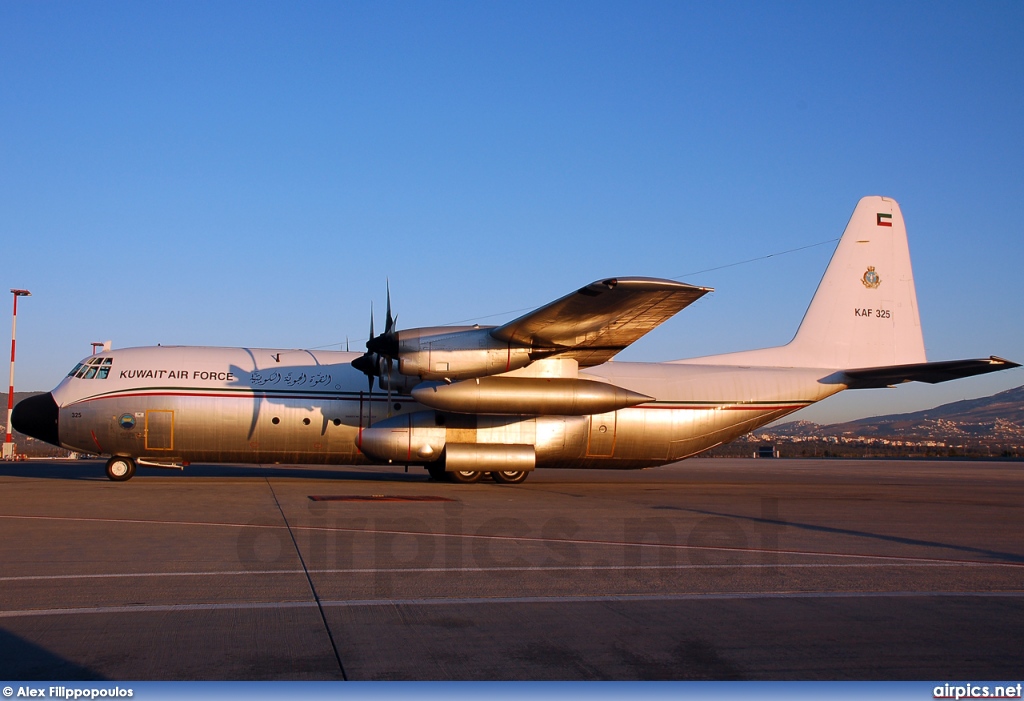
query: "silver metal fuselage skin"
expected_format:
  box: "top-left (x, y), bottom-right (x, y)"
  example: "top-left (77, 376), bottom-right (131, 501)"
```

top-left (51, 346), bottom-right (843, 470)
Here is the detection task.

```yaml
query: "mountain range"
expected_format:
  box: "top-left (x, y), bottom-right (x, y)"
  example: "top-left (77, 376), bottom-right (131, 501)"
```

top-left (769, 384), bottom-right (1024, 446)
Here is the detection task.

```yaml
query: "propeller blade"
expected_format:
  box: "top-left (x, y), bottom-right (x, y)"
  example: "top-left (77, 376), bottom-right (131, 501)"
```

top-left (385, 280), bottom-right (394, 335)
top-left (386, 356), bottom-right (393, 416)
top-left (351, 302), bottom-right (380, 390)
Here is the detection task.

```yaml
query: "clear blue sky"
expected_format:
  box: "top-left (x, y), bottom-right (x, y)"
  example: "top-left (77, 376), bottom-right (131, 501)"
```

top-left (2, 1), bottom-right (1022, 423)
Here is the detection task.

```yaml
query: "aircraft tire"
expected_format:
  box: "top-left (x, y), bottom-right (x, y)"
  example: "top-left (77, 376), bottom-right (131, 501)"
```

top-left (426, 464), bottom-right (447, 481)
top-left (447, 470), bottom-right (483, 484)
top-left (106, 456), bottom-right (136, 482)
top-left (491, 470), bottom-right (529, 484)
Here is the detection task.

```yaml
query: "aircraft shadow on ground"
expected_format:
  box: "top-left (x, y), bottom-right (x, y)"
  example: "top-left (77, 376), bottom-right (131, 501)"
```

top-left (673, 505), bottom-right (1024, 565)
top-left (0, 627), bottom-right (107, 680)
top-left (0, 460), bottom-right (434, 483)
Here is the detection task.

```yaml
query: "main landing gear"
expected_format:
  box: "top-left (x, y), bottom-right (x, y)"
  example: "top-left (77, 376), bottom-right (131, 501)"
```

top-left (491, 470), bottom-right (529, 484)
top-left (105, 456), bottom-right (136, 482)
top-left (425, 466), bottom-right (530, 484)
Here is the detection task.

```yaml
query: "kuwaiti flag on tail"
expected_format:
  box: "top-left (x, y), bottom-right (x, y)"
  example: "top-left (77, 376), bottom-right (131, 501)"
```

top-left (876, 212), bottom-right (893, 227)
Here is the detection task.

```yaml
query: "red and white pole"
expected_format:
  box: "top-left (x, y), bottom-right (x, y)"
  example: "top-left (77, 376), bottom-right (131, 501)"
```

top-left (4, 289), bottom-right (30, 460)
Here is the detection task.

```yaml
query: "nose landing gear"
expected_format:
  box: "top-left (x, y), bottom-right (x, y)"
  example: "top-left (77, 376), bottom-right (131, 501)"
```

top-left (105, 456), bottom-right (136, 481)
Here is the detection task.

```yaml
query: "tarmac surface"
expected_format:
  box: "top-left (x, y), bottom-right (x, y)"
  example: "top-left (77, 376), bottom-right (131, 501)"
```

top-left (0, 457), bottom-right (1021, 680)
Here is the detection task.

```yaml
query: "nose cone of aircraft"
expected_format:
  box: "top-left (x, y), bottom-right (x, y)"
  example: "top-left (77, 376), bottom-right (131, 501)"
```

top-left (11, 393), bottom-right (60, 447)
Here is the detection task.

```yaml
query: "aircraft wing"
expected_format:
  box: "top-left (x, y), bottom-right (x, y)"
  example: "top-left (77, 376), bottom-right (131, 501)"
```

top-left (491, 277), bottom-right (711, 366)
top-left (839, 356), bottom-right (1021, 389)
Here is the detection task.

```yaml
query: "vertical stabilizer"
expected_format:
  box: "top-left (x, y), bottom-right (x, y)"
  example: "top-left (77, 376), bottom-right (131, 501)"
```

top-left (680, 196), bottom-right (927, 369)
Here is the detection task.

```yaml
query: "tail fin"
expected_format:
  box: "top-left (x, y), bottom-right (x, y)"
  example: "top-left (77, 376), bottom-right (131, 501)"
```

top-left (682, 196), bottom-right (927, 369)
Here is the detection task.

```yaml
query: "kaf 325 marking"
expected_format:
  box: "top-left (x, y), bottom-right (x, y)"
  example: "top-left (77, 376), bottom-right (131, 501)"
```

top-left (855, 308), bottom-right (891, 318)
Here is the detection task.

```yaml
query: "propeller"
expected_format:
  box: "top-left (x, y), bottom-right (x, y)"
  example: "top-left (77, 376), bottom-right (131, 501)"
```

top-left (351, 303), bottom-right (377, 390)
top-left (351, 283), bottom-right (401, 417)
top-left (350, 304), bottom-right (378, 430)
top-left (366, 281), bottom-right (399, 357)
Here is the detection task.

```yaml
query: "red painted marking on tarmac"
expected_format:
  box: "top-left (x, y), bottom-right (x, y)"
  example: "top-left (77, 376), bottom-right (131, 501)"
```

top-left (308, 495), bottom-right (454, 502)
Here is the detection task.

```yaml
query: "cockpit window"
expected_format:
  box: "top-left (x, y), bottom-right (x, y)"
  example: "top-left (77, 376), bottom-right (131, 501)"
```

top-left (69, 356), bottom-right (113, 380)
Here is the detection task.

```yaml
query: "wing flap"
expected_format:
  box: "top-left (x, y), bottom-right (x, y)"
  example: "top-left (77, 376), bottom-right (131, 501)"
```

top-left (492, 277), bottom-right (711, 366)
top-left (839, 356), bottom-right (1020, 389)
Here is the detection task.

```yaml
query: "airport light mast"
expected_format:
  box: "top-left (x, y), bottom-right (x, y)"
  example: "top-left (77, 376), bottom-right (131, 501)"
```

top-left (3, 289), bottom-right (31, 461)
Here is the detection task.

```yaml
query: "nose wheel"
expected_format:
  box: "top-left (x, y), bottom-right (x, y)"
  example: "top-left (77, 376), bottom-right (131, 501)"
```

top-left (106, 456), bottom-right (136, 481)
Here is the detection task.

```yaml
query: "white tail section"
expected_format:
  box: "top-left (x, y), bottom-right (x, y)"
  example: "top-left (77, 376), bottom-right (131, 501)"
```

top-left (680, 196), bottom-right (927, 369)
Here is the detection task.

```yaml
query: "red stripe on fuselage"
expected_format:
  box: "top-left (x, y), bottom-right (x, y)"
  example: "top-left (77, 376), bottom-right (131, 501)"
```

top-left (69, 389), bottom-right (812, 413)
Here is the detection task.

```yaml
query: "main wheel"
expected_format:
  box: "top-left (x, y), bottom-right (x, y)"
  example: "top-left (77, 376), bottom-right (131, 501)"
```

top-left (426, 464), bottom-right (447, 481)
top-left (447, 470), bottom-right (483, 484)
top-left (491, 470), bottom-right (529, 484)
top-left (106, 456), bottom-right (136, 482)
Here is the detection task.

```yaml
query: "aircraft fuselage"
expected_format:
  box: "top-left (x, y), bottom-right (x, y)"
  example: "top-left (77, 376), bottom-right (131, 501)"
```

top-left (46, 345), bottom-right (839, 469)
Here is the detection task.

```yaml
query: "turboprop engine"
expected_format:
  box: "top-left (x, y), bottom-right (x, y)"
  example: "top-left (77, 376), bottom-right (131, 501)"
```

top-left (372, 326), bottom-right (535, 381)
top-left (350, 287), bottom-right (538, 388)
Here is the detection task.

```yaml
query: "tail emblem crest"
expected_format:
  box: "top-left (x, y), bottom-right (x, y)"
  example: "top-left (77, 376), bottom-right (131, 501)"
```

top-left (861, 266), bottom-right (881, 289)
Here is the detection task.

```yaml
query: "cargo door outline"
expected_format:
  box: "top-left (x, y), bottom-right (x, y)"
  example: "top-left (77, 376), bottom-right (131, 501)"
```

top-left (586, 411), bottom-right (617, 457)
top-left (145, 410), bottom-right (174, 451)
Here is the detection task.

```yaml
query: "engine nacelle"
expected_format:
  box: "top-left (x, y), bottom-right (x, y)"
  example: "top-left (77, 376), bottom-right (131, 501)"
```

top-left (375, 361), bottom-right (420, 394)
top-left (393, 326), bottom-right (534, 381)
top-left (357, 411), bottom-right (446, 463)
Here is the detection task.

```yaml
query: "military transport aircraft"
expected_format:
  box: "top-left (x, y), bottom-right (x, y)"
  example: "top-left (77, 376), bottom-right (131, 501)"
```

top-left (12, 196), bottom-right (1019, 483)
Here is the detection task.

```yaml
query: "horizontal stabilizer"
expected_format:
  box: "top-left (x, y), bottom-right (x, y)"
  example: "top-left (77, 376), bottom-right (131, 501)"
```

top-left (837, 356), bottom-right (1020, 389)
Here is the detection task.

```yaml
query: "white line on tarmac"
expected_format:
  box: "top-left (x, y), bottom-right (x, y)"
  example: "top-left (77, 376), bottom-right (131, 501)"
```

top-left (1, 591), bottom-right (1022, 619)
top-left (0, 560), bottom-right (1020, 584)
top-left (3, 512), bottom-right (1022, 568)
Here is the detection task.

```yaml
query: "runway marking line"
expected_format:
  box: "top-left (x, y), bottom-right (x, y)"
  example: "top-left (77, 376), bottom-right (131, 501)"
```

top-left (1, 560), bottom-right (1023, 584)
top-left (4, 559), bottom-right (1024, 588)
top-left (2, 512), bottom-right (1023, 569)
top-left (1, 591), bottom-right (1023, 619)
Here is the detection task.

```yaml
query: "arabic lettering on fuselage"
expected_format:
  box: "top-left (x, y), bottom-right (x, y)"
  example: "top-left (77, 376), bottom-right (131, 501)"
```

top-left (250, 371), bottom-right (332, 388)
